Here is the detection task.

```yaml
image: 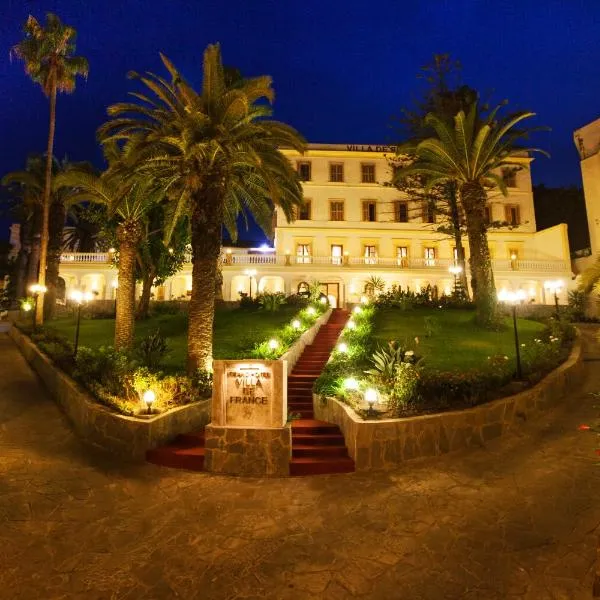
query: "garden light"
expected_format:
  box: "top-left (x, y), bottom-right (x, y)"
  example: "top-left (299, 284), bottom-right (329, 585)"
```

top-left (108, 247), bottom-right (116, 254)
top-left (353, 306), bottom-right (362, 315)
top-left (307, 306), bottom-right (316, 316)
top-left (346, 320), bottom-right (356, 330)
top-left (320, 296), bottom-right (327, 304)
top-left (143, 389), bottom-right (156, 414)
top-left (337, 342), bottom-right (348, 353)
top-left (22, 301), bottom-right (32, 312)
top-left (292, 319), bottom-right (301, 330)
top-left (70, 289), bottom-right (94, 357)
top-left (497, 289), bottom-right (526, 380)
top-left (244, 269), bottom-right (257, 298)
top-left (364, 388), bottom-right (378, 417)
top-left (268, 339), bottom-right (279, 350)
top-left (28, 284), bottom-right (47, 331)
top-left (343, 377), bottom-right (359, 391)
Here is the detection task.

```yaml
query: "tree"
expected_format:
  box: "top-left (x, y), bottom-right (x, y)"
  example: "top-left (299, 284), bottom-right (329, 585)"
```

top-left (392, 54), bottom-right (480, 298)
top-left (12, 12), bottom-right (88, 325)
top-left (55, 156), bottom-right (162, 349)
top-left (98, 44), bottom-right (306, 374)
top-left (395, 102), bottom-right (546, 327)
top-left (2, 154), bottom-right (46, 297)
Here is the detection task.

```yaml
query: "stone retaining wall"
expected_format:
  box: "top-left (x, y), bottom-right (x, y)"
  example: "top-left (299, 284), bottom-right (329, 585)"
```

top-left (314, 337), bottom-right (584, 470)
top-left (9, 325), bottom-right (210, 460)
top-left (280, 308), bottom-right (332, 375)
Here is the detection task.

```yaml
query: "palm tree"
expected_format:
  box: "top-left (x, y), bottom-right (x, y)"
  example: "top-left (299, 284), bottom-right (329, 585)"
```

top-left (12, 13), bottom-right (88, 325)
top-left (395, 101), bottom-right (546, 326)
top-left (98, 44), bottom-right (306, 374)
top-left (55, 160), bottom-right (161, 350)
top-left (2, 155), bottom-right (46, 296)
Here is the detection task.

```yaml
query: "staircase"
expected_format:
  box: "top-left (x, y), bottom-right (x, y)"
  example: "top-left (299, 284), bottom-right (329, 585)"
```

top-left (146, 308), bottom-right (355, 476)
top-left (146, 430), bottom-right (206, 471)
top-left (289, 308), bottom-right (355, 476)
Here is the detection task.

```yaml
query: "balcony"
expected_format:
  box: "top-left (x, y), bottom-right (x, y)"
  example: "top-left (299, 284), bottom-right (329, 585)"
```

top-left (60, 252), bottom-right (571, 273)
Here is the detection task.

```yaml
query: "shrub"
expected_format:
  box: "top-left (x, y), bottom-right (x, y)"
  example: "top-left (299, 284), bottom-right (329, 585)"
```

top-left (192, 368), bottom-right (213, 398)
top-left (388, 362), bottom-right (420, 414)
top-left (257, 292), bottom-right (286, 312)
top-left (239, 292), bottom-right (259, 310)
top-left (285, 293), bottom-right (309, 308)
top-left (152, 301), bottom-right (182, 315)
top-left (73, 345), bottom-right (134, 398)
top-left (136, 329), bottom-right (168, 370)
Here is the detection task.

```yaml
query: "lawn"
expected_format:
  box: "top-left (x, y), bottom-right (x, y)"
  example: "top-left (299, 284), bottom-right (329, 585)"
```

top-left (45, 305), bottom-right (300, 372)
top-left (371, 307), bottom-right (546, 371)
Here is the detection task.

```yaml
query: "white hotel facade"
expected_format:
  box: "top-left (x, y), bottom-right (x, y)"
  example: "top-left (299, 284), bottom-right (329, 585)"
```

top-left (56, 144), bottom-right (573, 307)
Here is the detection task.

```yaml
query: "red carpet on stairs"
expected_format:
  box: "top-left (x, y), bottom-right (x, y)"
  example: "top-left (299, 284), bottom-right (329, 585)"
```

top-left (146, 308), bottom-right (355, 475)
top-left (289, 308), bottom-right (355, 476)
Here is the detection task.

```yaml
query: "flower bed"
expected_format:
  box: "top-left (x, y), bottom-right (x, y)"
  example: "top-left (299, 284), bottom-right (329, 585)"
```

top-left (315, 301), bottom-right (577, 419)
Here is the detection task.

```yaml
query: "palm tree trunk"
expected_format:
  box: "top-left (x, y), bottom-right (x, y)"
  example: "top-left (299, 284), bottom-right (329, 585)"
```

top-left (45, 198), bottom-right (66, 319)
top-left (114, 223), bottom-right (141, 350)
top-left (448, 184), bottom-right (470, 300)
top-left (136, 267), bottom-right (156, 320)
top-left (36, 82), bottom-right (57, 326)
top-left (461, 182), bottom-right (497, 326)
top-left (187, 191), bottom-right (223, 375)
top-left (16, 219), bottom-right (32, 299)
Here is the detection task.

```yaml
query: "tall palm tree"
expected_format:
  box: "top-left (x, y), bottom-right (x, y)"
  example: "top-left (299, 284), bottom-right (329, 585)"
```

top-left (12, 13), bottom-right (88, 325)
top-left (98, 44), bottom-right (306, 374)
top-left (55, 161), bottom-right (161, 349)
top-left (395, 101), bottom-right (546, 326)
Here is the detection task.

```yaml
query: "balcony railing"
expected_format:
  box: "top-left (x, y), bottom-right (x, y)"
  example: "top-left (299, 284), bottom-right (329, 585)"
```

top-left (60, 252), bottom-right (571, 273)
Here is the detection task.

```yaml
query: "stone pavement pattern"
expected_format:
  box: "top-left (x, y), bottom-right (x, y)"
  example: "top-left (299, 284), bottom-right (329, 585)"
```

top-left (1, 329), bottom-right (600, 600)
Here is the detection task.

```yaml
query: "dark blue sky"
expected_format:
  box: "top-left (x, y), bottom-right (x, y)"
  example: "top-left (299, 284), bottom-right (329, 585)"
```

top-left (2, 0), bottom-right (599, 242)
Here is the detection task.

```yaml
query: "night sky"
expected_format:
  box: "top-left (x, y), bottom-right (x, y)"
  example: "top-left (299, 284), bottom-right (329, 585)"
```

top-left (1, 0), bottom-right (599, 243)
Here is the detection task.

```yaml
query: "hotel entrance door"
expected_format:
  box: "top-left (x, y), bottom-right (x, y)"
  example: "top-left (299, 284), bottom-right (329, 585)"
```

top-left (320, 283), bottom-right (341, 308)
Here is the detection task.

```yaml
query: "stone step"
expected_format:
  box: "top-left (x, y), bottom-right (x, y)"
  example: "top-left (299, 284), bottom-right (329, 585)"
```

top-left (292, 433), bottom-right (346, 446)
top-left (146, 445), bottom-right (205, 471)
top-left (292, 444), bottom-right (349, 458)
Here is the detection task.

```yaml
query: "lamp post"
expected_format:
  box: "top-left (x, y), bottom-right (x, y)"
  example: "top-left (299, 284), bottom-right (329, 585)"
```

top-left (544, 280), bottom-right (563, 317)
top-left (111, 280), bottom-right (118, 318)
top-left (29, 284), bottom-right (47, 332)
top-left (498, 289), bottom-right (526, 379)
top-left (448, 264), bottom-right (463, 297)
top-left (244, 269), bottom-right (257, 299)
top-left (70, 289), bottom-right (93, 357)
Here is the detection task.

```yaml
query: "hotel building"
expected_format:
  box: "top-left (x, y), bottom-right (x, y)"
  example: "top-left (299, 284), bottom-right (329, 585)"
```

top-left (56, 144), bottom-right (572, 306)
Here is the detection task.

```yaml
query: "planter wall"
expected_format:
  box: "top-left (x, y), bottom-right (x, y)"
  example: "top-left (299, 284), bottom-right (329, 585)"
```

top-left (314, 336), bottom-right (584, 470)
top-left (9, 325), bottom-right (210, 460)
top-left (280, 307), bottom-right (332, 375)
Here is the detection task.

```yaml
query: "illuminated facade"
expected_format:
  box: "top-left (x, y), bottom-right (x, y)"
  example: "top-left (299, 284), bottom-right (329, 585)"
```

top-left (57, 143), bottom-right (572, 306)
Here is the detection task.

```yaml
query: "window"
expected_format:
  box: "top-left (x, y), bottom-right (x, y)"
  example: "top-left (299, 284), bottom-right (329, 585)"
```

top-left (505, 204), bottom-right (520, 226)
top-left (298, 200), bottom-right (311, 220)
top-left (484, 205), bottom-right (492, 225)
top-left (396, 246), bottom-right (408, 267)
top-left (502, 168), bottom-right (517, 188)
top-left (296, 244), bottom-right (311, 264)
top-left (329, 163), bottom-right (344, 182)
top-left (424, 247), bottom-right (436, 266)
top-left (297, 161), bottom-right (311, 182)
top-left (331, 244), bottom-right (343, 265)
top-left (422, 203), bottom-right (436, 224)
top-left (297, 281), bottom-right (310, 296)
top-left (362, 200), bottom-right (377, 222)
top-left (361, 163), bottom-right (376, 183)
top-left (364, 245), bottom-right (377, 265)
top-left (330, 200), bottom-right (345, 221)
top-left (394, 201), bottom-right (408, 223)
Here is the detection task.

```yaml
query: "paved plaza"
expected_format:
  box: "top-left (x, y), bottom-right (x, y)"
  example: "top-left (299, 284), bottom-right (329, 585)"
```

top-left (1, 329), bottom-right (600, 599)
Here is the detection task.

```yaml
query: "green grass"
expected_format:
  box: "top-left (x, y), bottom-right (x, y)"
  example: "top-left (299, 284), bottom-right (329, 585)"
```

top-left (44, 306), bottom-right (299, 372)
top-left (372, 307), bottom-right (546, 371)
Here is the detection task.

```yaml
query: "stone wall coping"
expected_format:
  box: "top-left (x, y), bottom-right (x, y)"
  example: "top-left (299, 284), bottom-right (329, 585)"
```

top-left (280, 307), bottom-right (332, 375)
top-left (9, 324), bottom-right (211, 460)
top-left (314, 333), bottom-right (583, 470)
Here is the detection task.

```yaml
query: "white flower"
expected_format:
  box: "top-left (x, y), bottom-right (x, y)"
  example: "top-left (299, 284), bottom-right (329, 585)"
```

top-left (405, 350), bottom-right (414, 357)
top-left (521, 343), bottom-right (526, 347)
top-left (503, 356), bottom-right (509, 360)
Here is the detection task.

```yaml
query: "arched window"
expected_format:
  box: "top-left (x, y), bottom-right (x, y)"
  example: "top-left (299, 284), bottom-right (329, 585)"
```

top-left (297, 281), bottom-right (310, 296)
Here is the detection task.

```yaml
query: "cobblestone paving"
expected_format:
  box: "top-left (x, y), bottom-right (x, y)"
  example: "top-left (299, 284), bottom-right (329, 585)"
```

top-left (1, 328), bottom-right (600, 599)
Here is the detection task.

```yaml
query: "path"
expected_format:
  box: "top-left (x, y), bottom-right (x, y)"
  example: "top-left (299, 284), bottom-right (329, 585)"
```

top-left (1, 328), bottom-right (600, 599)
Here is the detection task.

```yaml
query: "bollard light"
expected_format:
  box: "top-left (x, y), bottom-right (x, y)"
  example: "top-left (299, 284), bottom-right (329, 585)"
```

top-left (337, 342), bottom-right (348, 353)
top-left (268, 339), bottom-right (279, 350)
top-left (292, 319), bottom-right (301, 330)
top-left (143, 389), bottom-right (156, 414)
top-left (364, 388), bottom-right (378, 418)
top-left (346, 320), bottom-right (356, 330)
top-left (307, 306), bottom-right (316, 316)
top-left (343, 377), bottom-right (359, 391)
top-left (497, 289), bottom-right (526, 379)
top-left (353, 306), bottom-right (362, 315)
